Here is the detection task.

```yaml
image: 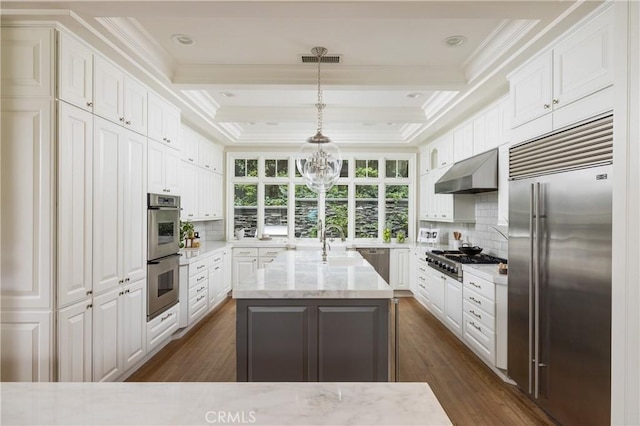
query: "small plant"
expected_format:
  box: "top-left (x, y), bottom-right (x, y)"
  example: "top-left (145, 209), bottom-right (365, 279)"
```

top-left (382, 225), bottom-right (392, 243)
top-left (396, 231), bottom-right (405, 243)
top-left (180, 221), bottom-right (195, 248)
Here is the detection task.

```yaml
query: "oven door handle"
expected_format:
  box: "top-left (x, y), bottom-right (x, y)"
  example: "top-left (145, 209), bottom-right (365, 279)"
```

top-left (148, 253), bottom-right (181, 265)
top-left (148, 206), bottom-right (180, 211)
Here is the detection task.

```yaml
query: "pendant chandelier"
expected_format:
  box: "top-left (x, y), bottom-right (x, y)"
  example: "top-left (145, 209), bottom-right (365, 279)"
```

top-left (295, 46), bottom-right (342, 193)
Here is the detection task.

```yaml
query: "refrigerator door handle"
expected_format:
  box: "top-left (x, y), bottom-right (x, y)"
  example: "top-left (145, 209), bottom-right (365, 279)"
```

top-left (534, 182), bottom-right (541, 399)
top-left (528, 183), bottom-right (535, 395)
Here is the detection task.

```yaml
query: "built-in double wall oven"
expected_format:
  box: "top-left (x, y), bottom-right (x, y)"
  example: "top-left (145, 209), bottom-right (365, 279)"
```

top-left (147, 193), bottom-right (181, 321)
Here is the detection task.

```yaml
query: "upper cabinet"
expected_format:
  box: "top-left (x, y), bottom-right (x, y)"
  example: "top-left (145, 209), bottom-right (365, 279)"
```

top-left (453, 122), bottom-right (473, 162)
top-left (509, 4), bottom-right (614, 129)
top-left (148, 91), bottom-right (180, 149)
top-left (58, 33), bottom-right (93, 111)
top-left (93, 57), bottom-right (148, 136)
top-left (1, 27), bottom-right (54, 98)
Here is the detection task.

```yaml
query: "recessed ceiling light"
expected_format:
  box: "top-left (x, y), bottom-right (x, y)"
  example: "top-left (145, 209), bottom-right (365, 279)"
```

top-left (247, 122), bottom-right (256, 125)
top-left (220, 92), bottom-right (235, 98)
top-left (171, 34), bottom-right (194, 46)
top-left (387, 122), bottom-right (397, 126)
top-left (444, 35), bottom-right (467, 47)
top-left (406, 92), bottom-right (423, 99)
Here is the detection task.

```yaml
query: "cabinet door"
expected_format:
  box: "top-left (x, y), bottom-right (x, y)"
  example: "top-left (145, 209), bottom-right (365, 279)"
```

top-left (58, 33), bottom-right (93, 111)
top-left (209, 263), bottom-right (224, 305)
top-left (58, 299), bottom-right (92, 382)
top-left (147, 92), bottom-right (164, 143)
top-left (453, 122), bottom-right (473, 162)
top-left (163, 106), bottom-right (181, 149)
top-left (211, 172), bottom-right (224, 219)
top-left (552, 6), bottom-right (614, 109)
top-left (123, 76), bottom-right (147, 135)
top-left (93, 287), bottom-right (123, 382)
top-left (147, 139), bottom-right (165, 195)
top-left (419, 172), bottom-right (430, 220)
top-left (94, 56), bottom-right (124, 124)
top-left (445, 277), bottom-right (463, 336)
top-left (164, 147), bottom-right (181, 195)
top-left (233, 257), bottom-right (257, 288)
top-left (122, 279), bottom-right (145, 371)
top-left (483, 105), bottom-right (502, 152)
top-left (395, 249), bottom-right (410, 289)
top-left (437, 134), bottom-right (454, 168)
top-left (211, 144), bottom-right (224, 174)
top-left (497, 144), bottom-right (510, 226)
top-left (180, 161), bottom-right (199, 220)
top-left (93, 118), bottom-right (122, 294)
top-left (0, 310), bottom-right (53, 382)
top-left (427, 270), bottom-right (445, 319)
top-left (1, 28), bottom-right (54, 98)
top-left (198, 169), bottom-right (214, 219)
top-left (121, 130), bottom-right (147, 284)
top-left (1, 99), bottom-right (54, 310)
top-left (180, 125), bottom-right (199, 164)
top-left (510, 52), bottom-right (553, 128)
top-left (58, 102), bottom-right (93, 307)
top-left (198, 138), bottom-right (213, 170)
top-left (223, 250), bottom-right (232, 293)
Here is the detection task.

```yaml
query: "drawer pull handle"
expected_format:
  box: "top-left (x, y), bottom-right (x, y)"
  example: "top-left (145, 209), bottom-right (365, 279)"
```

top-left (470, 309), bottom-right (482, 319)
top-left (86, 290), bottom-right (93, 296)
top-left (470, 296), bottom-right (481, 305)
top-left (469, 281), bottom-right (480, 288)
top-left (214, 267), bottom-right (220, 271)
top-left (160, 312), bottom-right (173, 322)
top-left (543, 103), bottom-right (550, 109)
top-left (197, 265), bottom-right (205, 270)
top-left (197, 286), bottom-right (205, 293)
top-left (214, 257), bottom-right (222, 262)
top-left (196, 295), bottom-right (205, 302)
top-left (86, 102), bottom-right (93, 107)
top-left (419, 284), bottom-right (425, 289)
top-left (419, 267), bottom-right (425, 272)
top-left (470, 321), bottom-right (482, 332)
top-left (197, 276), bottom-right (205, 282)
top-left (125, 120), bottom-right (131, 125)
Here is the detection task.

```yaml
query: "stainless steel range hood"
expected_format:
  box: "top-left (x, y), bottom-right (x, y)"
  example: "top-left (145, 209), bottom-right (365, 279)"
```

top-left (434, 149), bottom-right (498, 194)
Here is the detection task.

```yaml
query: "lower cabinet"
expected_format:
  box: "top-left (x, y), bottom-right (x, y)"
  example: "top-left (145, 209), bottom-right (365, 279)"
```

top-left (92, 279), bottom-right (145, 382)
top-left (232, 248), bottom-right (258, 288)
top-left (58, 300), bottom-right (92, 382)
top-left (444, 277), bottom-right (463, 337)
top-left (425, 267), bottom-right (445, 320)
top-left (146, 303), bottom-right (179, 354)
top-left (390, 248), bottom-right (410, 289)
top-left (236, 299), bottom-right (389, 382)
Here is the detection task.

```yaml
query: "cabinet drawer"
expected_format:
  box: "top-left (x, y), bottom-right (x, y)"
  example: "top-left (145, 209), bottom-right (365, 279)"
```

top-left (188, 292), bottom-right (208, 321)
top-left (258, 247), bottom-right (285, 258)
top-left (462, 312), bottom-right (495, 365)
top-left (415, 261), bottom-right (428, 277)
top-left (463, 299), bottom-right (495, 332)
top-left (463, 273), bottom-right (495, 301)
top-left (190, 257), bottom-right (212, 276)
top-left (189, 283), bottom-right (208, 300)
top-left (189, 271), bottom-right (208, 289)
top-left (147, 303), bottom-right (179, 352)
top-left (211, 251), bottom-right (224, 265)
top-left (463, 287), bottom-right (495, 316)
top-left (233, 247), bottom-right (258, 257)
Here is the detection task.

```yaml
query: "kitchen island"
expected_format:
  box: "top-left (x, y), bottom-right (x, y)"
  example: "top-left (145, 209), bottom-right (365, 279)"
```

top-left (233, 250), bottom-right (393, 382)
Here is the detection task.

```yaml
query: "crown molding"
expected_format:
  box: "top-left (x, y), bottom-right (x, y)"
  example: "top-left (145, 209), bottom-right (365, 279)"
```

top-left (181, 90), bottom-right (221, 120)
top-left (96, 17), bottom-right (175, 80)
top-left (421, 91), bottom-right (459, 121)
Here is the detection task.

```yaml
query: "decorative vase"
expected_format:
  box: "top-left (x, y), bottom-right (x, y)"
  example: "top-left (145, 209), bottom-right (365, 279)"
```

top-left (383, 227), bottom-right (391, 243)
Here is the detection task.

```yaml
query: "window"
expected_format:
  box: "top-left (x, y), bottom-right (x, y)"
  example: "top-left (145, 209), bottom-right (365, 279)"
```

top-left (355, 159), bottom-right (378, 178)
top-left (264, 184), bottom-right (288, 236)
top-left (294, 185), bottom-right (318, 238)
top-left (325, 185), bottom-right (348, 238)
top-left (385, 185), bottom-right (409, 237)
top-left (235, 159), bottom-right (258, 177)
top-left (265, 159), bottom-right (289, 177)
top-left (234, 183), bottom-right (257, 237)
top-left (386, 160), bottom-right (409, 178)
top-left (355, 184), bottom-right (379, 238)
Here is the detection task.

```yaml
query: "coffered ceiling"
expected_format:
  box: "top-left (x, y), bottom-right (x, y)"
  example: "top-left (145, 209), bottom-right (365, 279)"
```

top-left (1, 1), bottom-right (603, 148)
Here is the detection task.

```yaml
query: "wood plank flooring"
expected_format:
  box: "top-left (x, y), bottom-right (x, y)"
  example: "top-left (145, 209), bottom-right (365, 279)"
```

top-left (127, 297), bottom-right (554, 425)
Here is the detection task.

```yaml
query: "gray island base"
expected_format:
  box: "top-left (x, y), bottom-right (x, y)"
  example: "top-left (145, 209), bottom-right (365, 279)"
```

top-left (233, 251), bottom-right (393, 382)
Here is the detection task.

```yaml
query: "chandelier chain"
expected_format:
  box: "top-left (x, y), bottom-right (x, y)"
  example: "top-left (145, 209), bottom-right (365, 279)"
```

top-left (316, 48), bottom-right (324, 134)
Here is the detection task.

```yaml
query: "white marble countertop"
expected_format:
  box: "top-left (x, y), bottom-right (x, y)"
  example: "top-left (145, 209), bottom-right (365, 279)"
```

top-left (233, 251), bottom-right (393, 299)
top-left (230, 239), bottom-right (415, 249)
top-left (1, 382), bottom-right (451, 425)
top-left (179, 242), bottom-right (229, 265)
top-left (463, 264), bottom-right (508, 285)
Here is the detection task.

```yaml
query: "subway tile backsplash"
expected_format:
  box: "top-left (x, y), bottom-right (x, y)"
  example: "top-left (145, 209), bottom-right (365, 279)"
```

top-left (420, 192), bottom-right (508, 259)
top-left (192, 220), bottom-right (225, 242)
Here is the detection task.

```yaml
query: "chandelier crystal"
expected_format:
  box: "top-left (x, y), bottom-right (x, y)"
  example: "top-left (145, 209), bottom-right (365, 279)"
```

top-left (295, 46), bottom-right (342, 193)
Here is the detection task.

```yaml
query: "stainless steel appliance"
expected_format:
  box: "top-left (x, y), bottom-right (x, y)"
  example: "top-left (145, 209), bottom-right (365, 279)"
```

top-left (425, 250), bottom-right (506, 281)
top-left (435, 148), bottom-right (498, 194)
top-left (147, 193), bottom-right (181, 321)
top-left (356, 247), bottom-right (390, 283)
top-left (507, 114), bottom-right (613, 425)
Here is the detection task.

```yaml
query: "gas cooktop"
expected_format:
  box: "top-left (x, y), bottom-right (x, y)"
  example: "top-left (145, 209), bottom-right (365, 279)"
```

top-left (426, 250), bottom-right (507, 281)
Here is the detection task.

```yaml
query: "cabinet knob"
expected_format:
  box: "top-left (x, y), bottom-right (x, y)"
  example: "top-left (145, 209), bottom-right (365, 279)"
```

top-left (119, 279), bottom-right (124, 284)
top-left (125, 277), bottom-right (130, 282)
top-left (188, 214), bottom-right (194, 217)
top-left (119, 291), bottom-right (124, 296)
top-left (552, 98), bottom-right (559, 105)
top-left (125, 120), bottom-right (131, 125)
top-left (543, 104), bottom-right (550, 109)
top-left (166, 139), bottom-right (171, 143)
top-left (205, 165), bottom-right (210, 168)
top-left (125, 289), bottom-right (130, 294)
top-left (163, 137), bottom-right (167, 141)
top-left (119, 117), bottom-right (125, 122)
top-left (86, 290), bottom-right (93, 296)
top-left (86, 102), bottom-right (93, 107)
top-left (188, 158), bottom-right (194, 162)
top-left (86, 304), bottom-right (93, 309)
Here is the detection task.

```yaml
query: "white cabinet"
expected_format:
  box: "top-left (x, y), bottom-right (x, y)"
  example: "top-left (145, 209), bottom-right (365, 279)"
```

top-left (146, 303), bottom-right (179, 354)
top-left (1, 27), bottom-right (54, 98)
top-left (58, 33), bottom-right (93, 111)
top-left (509, 4), bottom-right (614, 129)
top-left (223, 249), bottom-right (232, 294)
top-left (94, 57), bottom-right (148, 135)
top-left (419, 172), bottom-right (430, 220)
top-left (497, 144), bottom-right (510, 226)
top-left (209, 258), bottom-right (225, 307)
top-left (92, 279), bottom-right (145, 382)
top-left (257, 247), bottom-right (285, 269)
top-left (390, 249), bottom-right (410, 290)
top-left (198, 138), bottom-right (215, 170)
top-left (425, 267), bottom-right (445, 320)
top-left (198, 169), bottom-right (215, 219)
top-left (444, 277), bottom-right (463, 337)
top-left (429, 134), bottom-right (454, 169)
top-left (453, 122), bottom-right (473, 162)
top-left (232, 248), bottom-right (258, 288)
top-left (419, 145), bottom-right (431, 174)
top-left (57, 299), bottom-right (92, 382)
top-left (180, 124), bottom-right (199, 164)
top-left (93, 117), bottom-right (147, 295)
top-left (148, 139), bottom-right (180, 195)
top-left (0, 310), bottom-right (53, 382)
top-left (180, 161), bottom-right (199, 220)
top-left (212, 172), bottom-right (224, 219)
top-left (57, 102), bottom-right (93, 308)
top-left (1, 98), bottom-right (54, 310)
top-left (148, 92), bottom-right (180, 147)
top-left (420, 167), bottom-right (475, 223)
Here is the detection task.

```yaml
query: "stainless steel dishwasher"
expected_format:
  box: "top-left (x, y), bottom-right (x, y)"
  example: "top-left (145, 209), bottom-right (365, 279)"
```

top-left (356, 247), bottom-right (390, 283)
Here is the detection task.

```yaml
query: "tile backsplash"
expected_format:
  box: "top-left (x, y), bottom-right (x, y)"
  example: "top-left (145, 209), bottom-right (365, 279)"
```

top-left (192, 220), bottom-right (225, 242)
top-left (420, 192), bottom-right (508, 259)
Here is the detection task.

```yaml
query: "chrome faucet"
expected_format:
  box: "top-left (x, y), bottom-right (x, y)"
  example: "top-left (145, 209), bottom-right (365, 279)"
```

top-left (319, 220), bottom-right (346, 262)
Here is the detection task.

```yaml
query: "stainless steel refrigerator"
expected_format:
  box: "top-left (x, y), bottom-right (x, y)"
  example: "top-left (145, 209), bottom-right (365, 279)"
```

top-left (507, 114), bottom-right (612, 425)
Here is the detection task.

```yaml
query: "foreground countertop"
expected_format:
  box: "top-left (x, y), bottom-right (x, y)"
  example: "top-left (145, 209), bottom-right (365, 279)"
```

top-left (1, 382), bottom-right (451, 425)
top-left (233, 251), bottom-right (393, 299)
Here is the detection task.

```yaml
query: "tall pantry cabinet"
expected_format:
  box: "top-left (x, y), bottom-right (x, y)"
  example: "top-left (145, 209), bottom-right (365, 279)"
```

top-left (1, 25), bottom-right (153, 382)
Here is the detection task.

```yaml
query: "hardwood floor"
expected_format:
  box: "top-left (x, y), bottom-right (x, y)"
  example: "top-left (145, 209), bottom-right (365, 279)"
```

top-left (128, 297), bottom-right (554, 425)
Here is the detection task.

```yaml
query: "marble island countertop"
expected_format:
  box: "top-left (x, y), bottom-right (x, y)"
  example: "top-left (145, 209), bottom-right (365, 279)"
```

top-left (233, 250), bottom-right (393, 299)
top-left (1, 382), bottom-right (452, 425)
